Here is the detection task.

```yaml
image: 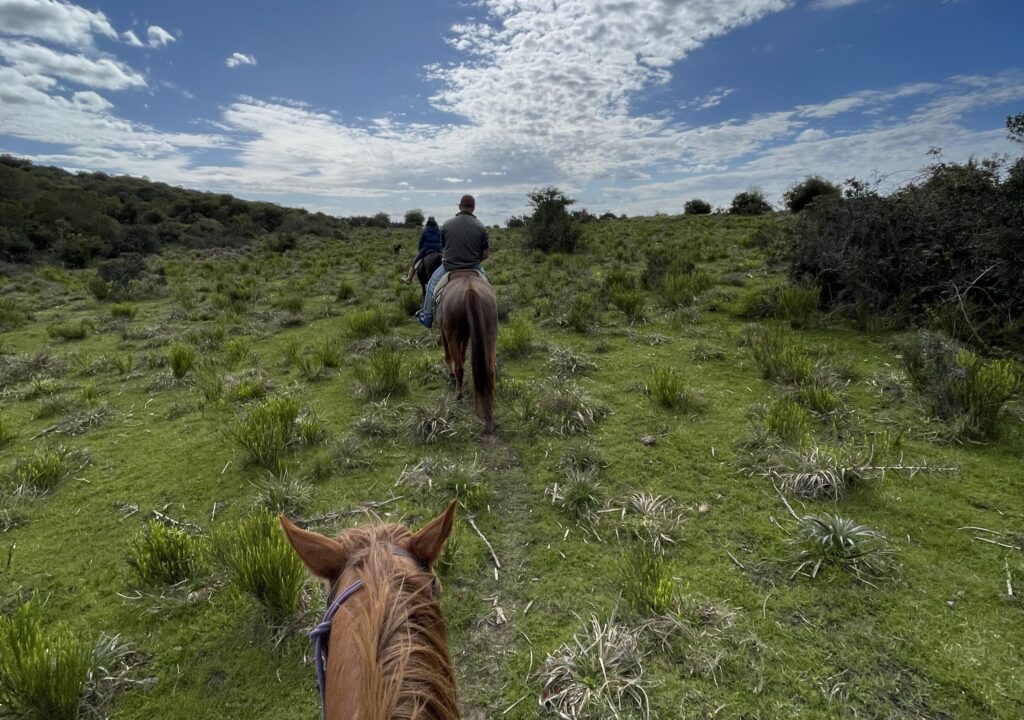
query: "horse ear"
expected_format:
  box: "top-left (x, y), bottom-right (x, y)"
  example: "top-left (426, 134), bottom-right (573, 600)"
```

top-left (279, 515), bottom-right (348, 581)
top-left (408, 501), bottom-right (457, 569)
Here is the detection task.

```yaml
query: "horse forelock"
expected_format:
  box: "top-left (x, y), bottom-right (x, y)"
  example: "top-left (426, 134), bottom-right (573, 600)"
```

top-left (332, 525), bottom-right (459, 720)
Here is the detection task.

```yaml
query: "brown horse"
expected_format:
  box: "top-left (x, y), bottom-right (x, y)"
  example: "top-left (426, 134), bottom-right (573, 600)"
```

top-left (435, 271), bottom-right (498, 434)
top-left (280, 502), bottom-right (460, 720)
top-left (415, 251), bottom-right (443, 302)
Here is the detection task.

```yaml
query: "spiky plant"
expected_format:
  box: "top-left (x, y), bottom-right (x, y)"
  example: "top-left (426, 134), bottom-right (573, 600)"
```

top-left (747, 325), bottom-right (814, 384)
top-left (252, 468), bottom-right (315, 515)
top-left (547, 466), bottom-right (604, 524)
top-left (535, 385), bottom-right (607, 437)
top-left (787, 513), bottom-right (896, 584)
top-left (354, 348), bottom-right (406, 399)
top-left (547, 346), bottom-right (598, 378)
top-left (405, 394), bottom-right (462, 444)
top-left (614, 493), bottom-right (685, 555)
top-left (500, 314), bottom-right (536, 358)
top-left (539, 616), bottom-right (650, 720)
top-left (645, 367), bottom-right (704, 413)
top-left (228, 396), bottom-right (302, 470)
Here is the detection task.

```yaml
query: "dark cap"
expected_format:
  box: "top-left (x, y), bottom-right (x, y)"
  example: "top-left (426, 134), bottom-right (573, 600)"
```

top-left (459, 194), bottom-right (476, 210)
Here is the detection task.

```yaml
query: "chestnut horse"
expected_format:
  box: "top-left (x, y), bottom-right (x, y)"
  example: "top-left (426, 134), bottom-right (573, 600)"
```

top-left (435, 271), bottom-right (498, 434)
top-left (280, 502), bottom-right (460, 720)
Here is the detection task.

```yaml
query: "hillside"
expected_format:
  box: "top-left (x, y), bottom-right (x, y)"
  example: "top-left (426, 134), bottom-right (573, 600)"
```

top-left (0, 213), bottom-right (1022, 719)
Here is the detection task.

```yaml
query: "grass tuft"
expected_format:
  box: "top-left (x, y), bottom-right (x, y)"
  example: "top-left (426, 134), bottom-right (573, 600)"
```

top-left (128, 519), bottom-right (207, 587)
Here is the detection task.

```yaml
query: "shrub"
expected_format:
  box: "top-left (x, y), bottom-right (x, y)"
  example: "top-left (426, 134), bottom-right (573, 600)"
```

top-left (684, 198), bottom-right (712, 215)
top-left (659, 271), bottom-right (716, 307)
top-left (791, 158), bottom-right (1024, 344)
top-left (313, 338), bottom-right (342, 369)
top-left (110, 302), bottom-right (137, 319)
top-left (902, 331), bottom-right (1022, 441)
top-left (784, 176), bottom-right (841, 213)
top-left (0, 598), bottom-right (126, 720)
top-left (0, 409), bottom-right (19, 448)
top-left (729, 189), bottom-right (772, 215)
top-left (403, 209), bottom-right (425, 226)
top-left (747, 325), bottom-right (814, 384)
top-left (523, 186), bottom-right (582, 253)
top-left (223, 337), bottom-right (255, 369)
top-left (46, 321), bottom-right (90, 341)
top-left (336, 280), bottom-right (356, 301)
top-left (216, 511), bottom-right (306, 621)
top-left (296, 353), bottom-right (324, 382)
top-left (0, 297), bottom-right (29, 331)
top-left (609, 288), bottom-right (646, 323)
top-left (229, 396), bottom-right (303, 470)
top-left (84, 274), bottom-right (110, 301)
top-left (7, 445), bottom-right (89, 496)
top-left (500, 314), bottom-right (535, 358)
top-left (252, 469), bottom-right (315, 515)
top-left (566, 293), bottom-right (598, 333)
top-left (344, 307), bottom-right (394, 338)
top-left (763, 397), bottom-right (812, 447)
top-left (355, 348), bottom-right (406, 400)
top-left (539, 616), bottom-right (650, 720)
top-left (273, 293), bottom-right (304, 314)
top-left (547, 466), bottom-right (604, 523)
top-left (406, 394), bottom-right (462, 443)
top-left (535, 385), bottom-right (607, 437)
top-left (128, 520), bottom-right (207, 587)
top-left (434, 459), bottom-right (489, 514)
top-left (620, 545), bottom-right (676, 616)
top-left (547, 346), bottom-right (597, 378)
top-left (398, 289), bottom-right (420, 317)
top-left (646, 367), bottom-right (703, 413)
top-left (166, 342), bottom-right (196, 378)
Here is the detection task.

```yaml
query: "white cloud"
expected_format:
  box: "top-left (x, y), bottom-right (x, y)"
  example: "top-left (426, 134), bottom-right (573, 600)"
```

top-left (0, 0), bottom-right (117, 48)
top-left (122, 30), bottom-right (143, 47)
top-left (225, 52), bottom-right (257, 68)
top-left (795, 128), bottom-right (828, 142)
top-left (0, 39), bottom-right (146, 89)
top-left (812, 0), bottom-right (865, 9)
top-left (681, 87), bottom-right (734, 111)
top-left (443, 177), bottom-right (465, 183)
top-left (146, 25), bottom-right (174, 48)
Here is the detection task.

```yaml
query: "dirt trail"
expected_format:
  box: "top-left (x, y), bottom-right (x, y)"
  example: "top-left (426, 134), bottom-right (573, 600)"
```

top-left (456, 431), bottom-right (539, 717)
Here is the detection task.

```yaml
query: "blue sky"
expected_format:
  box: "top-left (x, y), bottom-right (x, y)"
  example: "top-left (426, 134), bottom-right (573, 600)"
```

top-left (1, 0), bottom-right (1021, 225)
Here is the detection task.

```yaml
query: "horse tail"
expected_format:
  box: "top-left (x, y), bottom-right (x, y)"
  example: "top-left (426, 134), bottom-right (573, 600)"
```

top-left (465, 283), bottom-right (496, 433)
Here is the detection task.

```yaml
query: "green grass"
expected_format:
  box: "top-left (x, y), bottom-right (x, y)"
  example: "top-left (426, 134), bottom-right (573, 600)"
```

top-left (0, 215), bottom-right (1021, 720)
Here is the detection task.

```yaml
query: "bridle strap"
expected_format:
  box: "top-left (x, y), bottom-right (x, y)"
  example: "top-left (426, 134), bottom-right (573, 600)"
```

top-left (310, 578), bottom-right (365, 720)
top-left (309, 546), bottom-right (436, 720)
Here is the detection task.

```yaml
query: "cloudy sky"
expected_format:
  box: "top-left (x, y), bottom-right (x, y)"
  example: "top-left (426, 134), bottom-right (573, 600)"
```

top-left (1, 0), bottom-right (1021, 224)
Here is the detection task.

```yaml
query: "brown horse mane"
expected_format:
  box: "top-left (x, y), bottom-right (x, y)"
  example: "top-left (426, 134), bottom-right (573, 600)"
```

top-left (341, 523), bottom-right (460, 720)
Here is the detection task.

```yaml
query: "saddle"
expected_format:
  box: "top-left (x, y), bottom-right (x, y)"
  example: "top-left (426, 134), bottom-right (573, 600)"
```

top-left (432, 269), bottom-right (488, 313)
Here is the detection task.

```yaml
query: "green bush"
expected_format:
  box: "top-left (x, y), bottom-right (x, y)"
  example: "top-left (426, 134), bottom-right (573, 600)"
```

top-left (110, 302), bottom-right (137, 319)
top-left (355, 348), bottom-right (406, 400)
top-left (344, 307), bottom-right (394, 338)
top-left (747, 325), bottom-right (814, 384)
top-left (500, 314), bottom-right (535, 358)
top-left (763, 397), bottom-right (812, 447)
top-left (0, 297), bottom-right (29, 331)
top-left (791, 158), bottom-right (1024, 344)
top-left (646, 368), bottom-right (703, 413)
top-left (566, 293), bottom-right (598, 333)
top-left (0, 414), bottom-right (17, 448)
top-left (229, 396), bottom-right (304, 470)
top-left (523, 186), bottom-right (582, 253)
top-left (46, 321), bottom-right (90, 341)
top-left (7, 445), bottom-right (89, 495)
top-left (223, 337), bottom-right (255, 369)
top-left (659, 271), bottom-right (715, 308)
top-left (684, 198), bottom-right (712, 215)
top-left (621, 546), bottom-right (676, 616)
top-left (729, 189), bottom-right (772, 216)
top-left (128, 520), bottom-right (207, 587)
top-left (783, 176), bottom-right (841, 213)
top-left (902, 331), bottom-right (1022, 441)
top-left (167, 342), bottom-right (196, 378)
top-left (609, 288), bottom-right (646, 323)
top-left (217, 511), bottom-right (306, 621)
top-left (0, 599), bottom-right (94, 720)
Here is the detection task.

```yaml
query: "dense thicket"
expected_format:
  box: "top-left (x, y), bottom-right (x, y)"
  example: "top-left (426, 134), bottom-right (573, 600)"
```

top-left (0, 155), bottom-right (350, 266)
top-left (791, 155), bottom-right (1024, 346)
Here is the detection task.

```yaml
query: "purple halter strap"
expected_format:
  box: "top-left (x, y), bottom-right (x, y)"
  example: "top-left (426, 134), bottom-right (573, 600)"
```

top-left (308, 547), bottom-right (431, 720)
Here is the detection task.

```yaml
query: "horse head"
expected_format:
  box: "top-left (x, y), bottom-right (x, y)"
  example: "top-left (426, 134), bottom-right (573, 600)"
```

top-left (280, 502), bottom-right (460, 720)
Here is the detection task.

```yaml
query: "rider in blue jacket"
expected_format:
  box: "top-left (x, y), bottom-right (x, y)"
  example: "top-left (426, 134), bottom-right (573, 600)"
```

top-left (402, 217), bottom-right (443, 284)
